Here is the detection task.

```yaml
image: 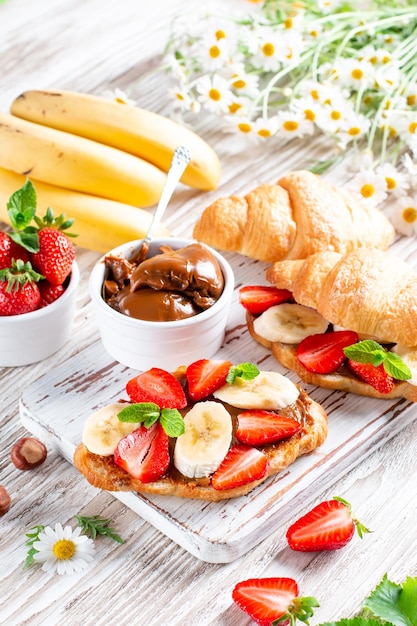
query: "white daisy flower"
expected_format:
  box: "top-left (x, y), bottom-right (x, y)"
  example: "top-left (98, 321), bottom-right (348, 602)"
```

top-left (331, 58), bottom-right (375, 91)
top-left (348, 169), bottom-right (388, 206)
top-left (335, 111), bottom-right (371, 150)
top-left (386, 194), bottom-right (417, 236)
top-left (250, 27), bottom-right (285, 73)
top-left (101, 88), bottom-right (136, 106)
top-left (253, 115), bottom-right (279, 140)
top-left (194, 35), bottom-right (232, 72)
top-left (315, 97), bottom-right (353, 135)
top-left (33, 523), bottom-right (95, 576)
top-left (374, 62), bottom-right (402, 93)
top-left (275, 110), bottom-right (315, 139)
top-left (222, 63), bottom-right (260, 99)
top-left (195, 74), bottom-right (233, 114)
top-left (376, 162), bottom-right (409, 197)
top-left (290, 96), bottom-right (321, 124)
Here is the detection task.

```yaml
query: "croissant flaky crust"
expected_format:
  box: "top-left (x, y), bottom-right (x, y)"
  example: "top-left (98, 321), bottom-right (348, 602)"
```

top-left (193, 170), bottom-right (395, 262)
top-left (266, 248), bottom-right (417, 348)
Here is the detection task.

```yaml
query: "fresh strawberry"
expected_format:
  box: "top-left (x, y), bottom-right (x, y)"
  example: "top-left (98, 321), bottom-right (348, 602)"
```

top-left (236, 410), bottom-right (301, 446)
top-left (286, 496), bottom-right (370, 551)
top-left (232, 577), bottom-right (319, 626)
top-left (0, 232), bottom-right (30, 269)
top-left (239, 285), bottom-right (292, 315)
top-left (38, 281), bottom-right (65, 308)
top-left (126, 367), bottom-right (187, 409)
top-left (211, 444), bottom-right (269, 490)
top-left (113, 423), bottom-right (170, 483)
top-left (347, 359), bottom-right (395, 394)
top-left (186, 358), bottom-right (233, 401)
top-left (0, 259), bottom-right (42, 316)
top-left (30, 227), bottom-right (75, 286)
top-left (296, 330), bottom-right (359, 374)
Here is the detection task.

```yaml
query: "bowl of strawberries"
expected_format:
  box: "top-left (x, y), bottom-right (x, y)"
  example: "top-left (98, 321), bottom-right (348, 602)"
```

top-left (0, 180), bottom-right (79, 366)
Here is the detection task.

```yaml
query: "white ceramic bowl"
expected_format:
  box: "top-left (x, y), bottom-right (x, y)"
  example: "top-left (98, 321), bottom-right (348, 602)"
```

top-left (89, 238), bottom-right (235, 371)
top-left (0, 261), bottom-right (80, 367)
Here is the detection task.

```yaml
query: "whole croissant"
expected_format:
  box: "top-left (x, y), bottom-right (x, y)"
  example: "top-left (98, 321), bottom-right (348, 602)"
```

top-left (245, 248), bottom-right (417, 402)
top-left (193, 170), bottom-right (395, 262)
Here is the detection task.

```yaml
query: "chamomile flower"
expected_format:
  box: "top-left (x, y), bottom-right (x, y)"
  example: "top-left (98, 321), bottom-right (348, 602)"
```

top-left (250, 27), bottom-right (285, 73)
top-left (331, 58), bottom-right (375, 91)
top-left (275, 110), bottom-right (314, 139)
top-left (32, 523), bottom-right (95, 576)
top-left (335, 111), bottom-right (371, 150)
top-left (101, 88), bottom-right (136, 106)
top-left (253, 115), bottom-right (279, 140)
top-left (387, 194), bottom-right (417, 236)
top-left (376, 162), bottom-right (409, 197)
top-left (195, 74), bottom-right (233, 114)
top-left (349, 169), bottom-right (388, 206)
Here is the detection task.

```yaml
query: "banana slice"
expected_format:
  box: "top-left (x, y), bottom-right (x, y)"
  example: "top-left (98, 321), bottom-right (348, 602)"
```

top-left (213, 370), bottom-right (299, 409)
top-left (253, 303), bottom-right (329, 344)
top-left (391, 344), bottom-right (417, 386)
top-left (82, 402), bottom-right (141, 456)
top-left (173, 401), bottom-right (232, 478)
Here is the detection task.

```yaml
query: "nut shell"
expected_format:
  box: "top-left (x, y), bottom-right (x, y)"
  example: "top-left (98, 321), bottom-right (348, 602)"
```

top-left (0, 485), bottom-right (11, 515)
top-left (11, 437), bottom-right (47, 470)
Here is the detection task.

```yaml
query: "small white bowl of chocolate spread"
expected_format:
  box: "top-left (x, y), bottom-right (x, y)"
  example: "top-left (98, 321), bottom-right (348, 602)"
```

top-left (89, 237), bottom-right (235, 371)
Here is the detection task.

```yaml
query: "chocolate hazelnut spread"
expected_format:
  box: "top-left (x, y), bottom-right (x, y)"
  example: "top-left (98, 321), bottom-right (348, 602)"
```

top-left (103, 243), bottom-right (225, 322)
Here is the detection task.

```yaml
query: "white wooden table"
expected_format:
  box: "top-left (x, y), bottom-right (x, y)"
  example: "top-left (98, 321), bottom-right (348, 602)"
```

top-left (1, 1), bottom-right (416, 624)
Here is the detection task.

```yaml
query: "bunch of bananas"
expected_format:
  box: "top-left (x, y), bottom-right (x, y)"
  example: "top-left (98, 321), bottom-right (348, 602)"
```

top-left (0, 90), bottom-right (222, 252)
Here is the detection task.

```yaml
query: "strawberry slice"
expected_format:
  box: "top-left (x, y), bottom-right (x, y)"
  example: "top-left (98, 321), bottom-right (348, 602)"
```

top-left (126, 367), bottom-right (187, 408)
top-left (232, 577), bottom-right (303, 626)
top-left (347, 359), bottom-right (395, 394)
top-left (113, 423), bottom-right (170, 483)
top-left (286, 496), bottom-right (370, 551)
top-left (186, 358), bottom-right (233, 401)
top-left (211, 444), bottom-right (269, 491)
top-left (296, 330), bottom-right (359, 374)
top-left (236, 410), bottom-right (301, 446)
top-left (239, 285), bottom-right (292, 315)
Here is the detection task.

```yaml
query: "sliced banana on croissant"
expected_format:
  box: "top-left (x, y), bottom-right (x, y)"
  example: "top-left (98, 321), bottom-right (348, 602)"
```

top-left (82, 402), bottom-right (141, 456)
top-left (253, 303), bottom-right (329, 344)
top-left (213, 370), bottom-right (299, 409)
top-left (173, 401), bottom-right (232, 478)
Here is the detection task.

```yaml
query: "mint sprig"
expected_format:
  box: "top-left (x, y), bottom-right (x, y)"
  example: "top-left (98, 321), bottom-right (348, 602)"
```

top-left (343, 340), bottom-right (411, 381)
top-left (7, 179), bottom-right (40, 252)
top-left (226, 362), bottom-right (260, 385)
top-left (76, 515), bottom-right (124, 544)
top-left (118, 402), bottom-right (185, 437)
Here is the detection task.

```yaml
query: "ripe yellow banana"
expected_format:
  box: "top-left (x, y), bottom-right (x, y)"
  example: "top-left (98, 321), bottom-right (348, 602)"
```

top-left (11, 89), bottom-right (222, 191)
top-left (0, 112), bottom-right (167, 207)
top-left (0, 168), bottom-right (170, 253)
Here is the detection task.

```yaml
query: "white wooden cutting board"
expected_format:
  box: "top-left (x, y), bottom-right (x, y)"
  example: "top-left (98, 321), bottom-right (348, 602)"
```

top-left (18, 236), bottom-right (417, 564)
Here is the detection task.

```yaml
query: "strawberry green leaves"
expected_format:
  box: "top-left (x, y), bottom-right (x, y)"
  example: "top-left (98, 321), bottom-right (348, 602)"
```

top-left (344, 340), bottom-right (411, 381)
top-left (118, 402), bottom-right (185, 438)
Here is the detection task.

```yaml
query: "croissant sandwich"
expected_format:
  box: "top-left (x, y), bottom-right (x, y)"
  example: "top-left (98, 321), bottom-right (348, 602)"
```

top-left (243, 248), bottom-right (417, 402)
top-left (193, 170), bottom-right (395, 262)
top-left (73, 360), bottom-right (328, 501)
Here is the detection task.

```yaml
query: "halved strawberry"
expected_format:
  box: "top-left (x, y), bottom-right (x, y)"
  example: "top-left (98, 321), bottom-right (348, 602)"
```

top-left (236, 410), bottom-right (301, 446)
top-left (347, 359), bottom-right (394, 394)
top-left (126, 367), bottom-right (187, 408)
top-left (296, 330), bottom-right (359, 374)
top-left (186, 358), bottom-right (233, 401)
top-left (113, 423), bottom-right (170, 483)
top-left (232, 577), bottom-right (319, 626)
top-left (211, 444), bottom-right (269, 491)
top-left (239, 285), bottom-right (292, 315)
top-left (286, 496), bottom-right (370, 551)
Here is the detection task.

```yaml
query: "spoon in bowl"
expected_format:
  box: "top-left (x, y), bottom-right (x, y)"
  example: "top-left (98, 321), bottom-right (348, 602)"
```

top-left (137, 145), bottom-right (191, 262)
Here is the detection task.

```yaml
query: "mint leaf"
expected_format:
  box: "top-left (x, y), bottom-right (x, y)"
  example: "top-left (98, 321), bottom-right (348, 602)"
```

top-left (160, 408), bottom-right (185, 437)
top-left (7, 179), bottom-right (37, 230)
top-left (118, 402), bottom-right (160, 424)
top-left (118, 403), bottom-right (184, 437)
top-left (364, 574), bottom-right (413, 626)
top-left (343, 341), bottom-right (411, 381)
top-left (398, 576), bottom-right (417, 625)
top-left (226, 362), bottom-right (259, 384)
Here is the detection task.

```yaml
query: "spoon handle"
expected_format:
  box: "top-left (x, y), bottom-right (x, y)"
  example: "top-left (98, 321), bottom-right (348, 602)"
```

top-left (144, 145), bottom-right (192, 245)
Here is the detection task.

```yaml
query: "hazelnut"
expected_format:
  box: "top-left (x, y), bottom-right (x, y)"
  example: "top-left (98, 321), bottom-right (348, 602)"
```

top-left (0, 485), bottom-right (11, 516)
top-left (11, 437), bottom-right (47, 470)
